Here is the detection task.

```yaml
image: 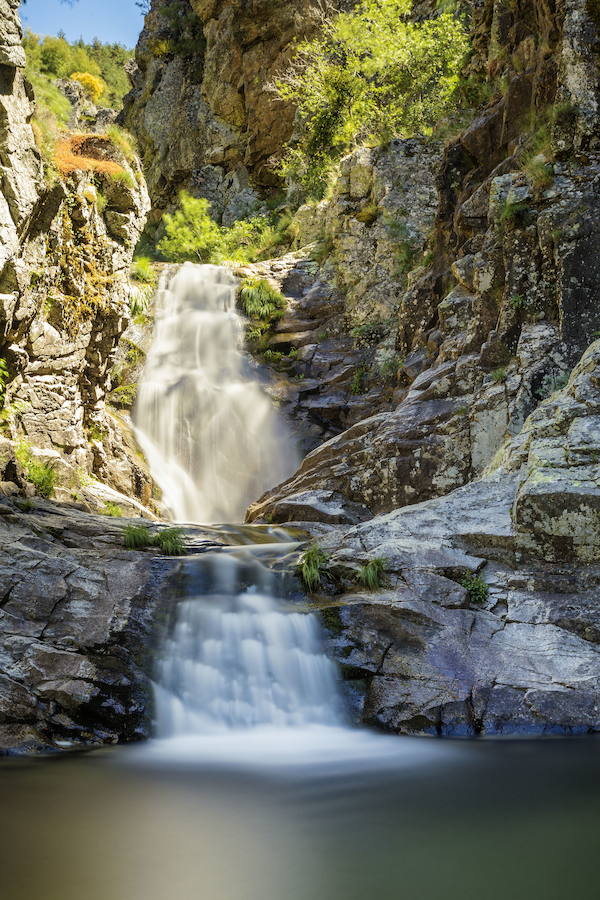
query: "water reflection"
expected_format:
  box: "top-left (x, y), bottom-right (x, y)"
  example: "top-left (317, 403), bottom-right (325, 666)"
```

top-left (1, 737), bottom-right (598, 900)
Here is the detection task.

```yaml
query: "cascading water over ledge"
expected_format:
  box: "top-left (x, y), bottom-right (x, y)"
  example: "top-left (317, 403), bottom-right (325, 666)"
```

top-left (134, 263), bottom-right (298, 524)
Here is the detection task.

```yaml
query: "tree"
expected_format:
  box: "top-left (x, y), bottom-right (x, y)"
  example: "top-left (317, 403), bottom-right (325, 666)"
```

top-left (275, 0), bottom-right (469, 197)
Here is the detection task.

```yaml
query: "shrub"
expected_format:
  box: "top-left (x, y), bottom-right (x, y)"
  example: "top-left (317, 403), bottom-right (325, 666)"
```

top-left (15, 442), bottom-right (56, 498)
top-left (123, 524), bottom-right (151, 550)
top-left (153, 527), bottom-right (186, 556)
top-left (274, 0), bottom-right (469, 196)
top-left (297, 544), bottom-right (329, 592)
top-left (158, 194), bottom-right (224, 263)
top-left (460, 573), bottom-right (488, 604)
top-left (102, 501), bottom-right (123, 517)
top-left (358, 558), bottom-right (386, 590)
top-left (157, 192), bottom-right (291, 265)
top-left (70, 72), bottom-right (106, 104)
top-left (239, 279), bottom-right (287, 322)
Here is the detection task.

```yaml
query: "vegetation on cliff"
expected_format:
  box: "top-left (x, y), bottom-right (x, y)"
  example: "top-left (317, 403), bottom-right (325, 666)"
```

top-left (275, 0), bottom-right (469, 196)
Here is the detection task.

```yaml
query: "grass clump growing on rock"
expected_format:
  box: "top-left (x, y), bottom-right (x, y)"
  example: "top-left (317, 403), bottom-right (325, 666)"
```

top-left (240, 279), bottom-right (287, 322)
top-left (297, 545), bottom-right (329, 592)
top-left (358, 558), bottom-right (386, 590)
top-left (122, 525), bottom-right (186, 555)
top-left (460, 573), bottom-right (488, 604)
top-left (123, 524), bottom-right (151, 550)
top-left (153, 528), bottom-right (186, 556)
top-left (15, 442), bottom-right (56, 498)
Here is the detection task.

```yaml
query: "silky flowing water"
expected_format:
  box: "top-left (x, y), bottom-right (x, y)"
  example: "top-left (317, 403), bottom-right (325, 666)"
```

top-left (2, 263), bottom-right (597, 899)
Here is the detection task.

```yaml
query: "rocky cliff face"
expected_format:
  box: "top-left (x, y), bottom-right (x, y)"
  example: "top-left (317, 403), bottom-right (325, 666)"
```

top-left (122, 0), bottom-right (329, 223)
top-left (0, 1), bottom-right (153, 513)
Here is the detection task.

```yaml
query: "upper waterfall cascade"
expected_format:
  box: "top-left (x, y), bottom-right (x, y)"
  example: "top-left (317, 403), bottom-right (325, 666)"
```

top-left (134, 263), bottom-right (298, 524)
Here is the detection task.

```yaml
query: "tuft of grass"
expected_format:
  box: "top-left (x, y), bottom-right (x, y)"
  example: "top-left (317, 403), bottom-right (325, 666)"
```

top-left (297, 544), bottom-right (329, 592)
top-left (105, 124), bottom-right (137, 163)
top-left (123, 524), bottom-right (151, 550)
top-left (490, 367), bottom-right (507, 384)
top-left (153, 527), bottom-right (186, 556)
top-left (460, 573), bottom-right (488, 604)
top-left (358, 558), bottom-right (387, 590)
top-left (130, 256), bottom-right (155, 284)
top-left (239, 279), bottom-right (287, 322)
top-left (15, 442), bottom-right (56, 498)
top-left (102, 501), bottom-right (123, 517)
top-left (15, 498), bottom-right (34, 513)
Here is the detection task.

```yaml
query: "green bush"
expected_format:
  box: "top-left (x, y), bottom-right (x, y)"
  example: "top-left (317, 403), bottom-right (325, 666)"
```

top-left (239, 279), bottom-right (287, 322)
top-left (131, 256), bottom-right (156, 284)
top-left (274, 0), bottom-right (468, 196)
top-left (460, 573), bottom-right (488, 604)
top-left (156, 192), bottom-right (296, 266)
top-left (297, 544), bottom-right (329, 592)
top-left (358, 558), bottom-right (387, 590)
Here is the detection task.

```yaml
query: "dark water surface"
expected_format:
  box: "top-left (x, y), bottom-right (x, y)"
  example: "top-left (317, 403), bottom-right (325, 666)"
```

top-left (1, 734), bottom-right (598, 900)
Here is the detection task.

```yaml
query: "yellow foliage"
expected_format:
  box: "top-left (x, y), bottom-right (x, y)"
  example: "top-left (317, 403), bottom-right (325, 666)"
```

top-left (70, 71), bottom-right (106, 103)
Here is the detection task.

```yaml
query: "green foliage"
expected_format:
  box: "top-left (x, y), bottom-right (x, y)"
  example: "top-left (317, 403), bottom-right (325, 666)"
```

top-left (297, 544), bottom-right (329, 592)
top-left (153, 527), bottom-right (186, 556)
top-left (275, 0), bottom-right (469, 196)
top-left (498, 199), bottom-right (529, 226)
top-left (102, 501), bottom-right (123, 517)
top-left (491, 367), bottom-right (507, 383)
top-left (350, 365), bottom-right (368, 395)
top-left (15, 442), bottom-right (56, 498)
top-left (105, 125), bottom-right (137, 163)
top-left (122, 525), bottom-right (185, 555)
top-left (0, 358), bottom-right (9, 407)
top-left (15, 498), bottom-right (34, 513)
top-left (509, 294), bottom-right (528, 310)
top-left (358, 558), bottom-right (387, 590)
top-left (123, 524), bottom-right (151, 550)
top-left (239, 279), bottom-right (287, 322)
top-left (157, 192), bottom-right (293, 265)
top-left (23, 30), bottom-right (133, 108)
top-left (460, 573), bottom-right (488, 604)
top-left (131, 255), bottom-right (155, 284)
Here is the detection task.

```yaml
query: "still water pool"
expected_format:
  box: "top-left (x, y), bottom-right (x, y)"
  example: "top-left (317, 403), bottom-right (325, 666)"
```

top-left (1, 732), bottom-right (598, 900)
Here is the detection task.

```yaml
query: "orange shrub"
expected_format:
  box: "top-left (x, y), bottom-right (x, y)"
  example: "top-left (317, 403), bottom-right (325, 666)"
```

top-left (54, 133), bottom-right (125, 177)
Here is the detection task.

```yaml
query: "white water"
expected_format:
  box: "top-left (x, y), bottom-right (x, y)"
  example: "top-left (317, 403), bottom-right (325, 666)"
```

top-left (134, 263), bottom-right (298, 523)
top-left (133, 262), bottom-right (353, 760)
top-left (154, 552), bottom-right (344, 738)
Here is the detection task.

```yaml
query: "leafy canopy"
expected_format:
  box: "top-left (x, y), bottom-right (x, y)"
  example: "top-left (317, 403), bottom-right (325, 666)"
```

top-left (275, 0), bottom-right (469, 196)
top-left (157, 192), bottom-right (292, 265)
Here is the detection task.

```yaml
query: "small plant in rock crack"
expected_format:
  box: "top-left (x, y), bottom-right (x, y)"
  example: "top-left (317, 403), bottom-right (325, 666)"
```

top-left (153, 527), bottom-right (186, 556)
top-left (459, 573), bottom-right (488, 604)
top-left (297, 544), bottom-right (329, 592)
top-left (123, 525), bottom-right (186, 555)
top-left (123, 524), bottom-right (151, 550)
top-left (358, 558), bottom-right (387, 590)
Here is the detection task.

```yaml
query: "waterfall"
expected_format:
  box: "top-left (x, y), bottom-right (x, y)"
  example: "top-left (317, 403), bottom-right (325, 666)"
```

top-left (154, 552), bottom-right (344, 735)
top-left (133, 262), bottom-right (346, 750)
top-left (133, 263), bottom-right (298, 524)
